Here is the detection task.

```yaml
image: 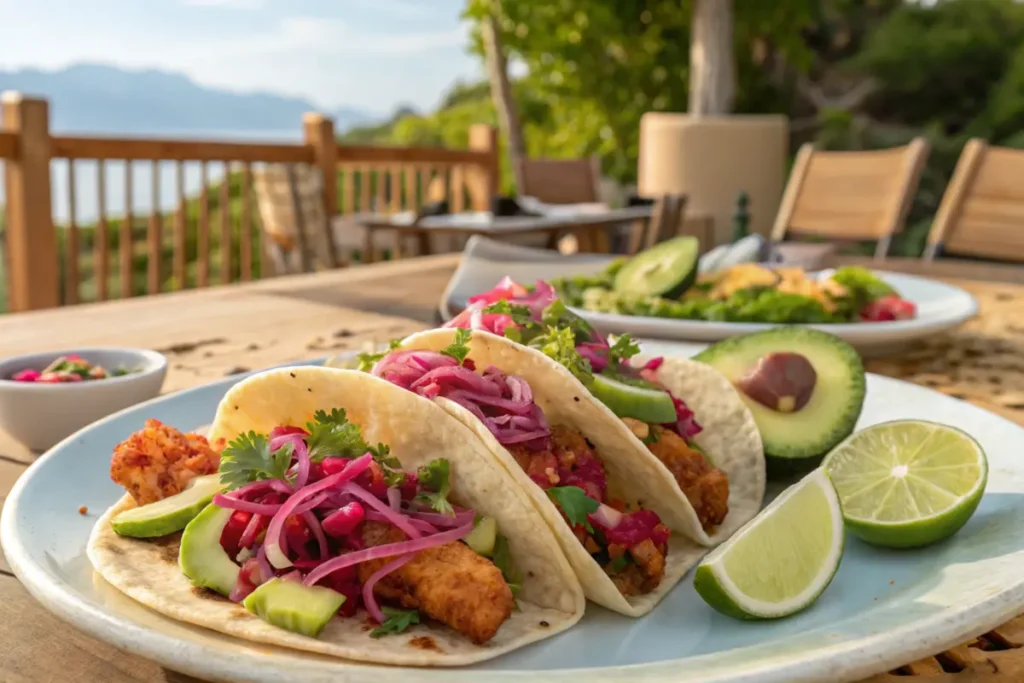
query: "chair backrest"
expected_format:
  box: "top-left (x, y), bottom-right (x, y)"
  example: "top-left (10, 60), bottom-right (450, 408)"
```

top-left (925, 139), bottom-right (1024, 262)
top-left (770, 138), bottom-right (930, 259)
top-left (626, 194), bottom-right (687, 254)
top-left (517, 157), bottom-right (600, 204)
top-left (252, 163), bottom-right (338, 273)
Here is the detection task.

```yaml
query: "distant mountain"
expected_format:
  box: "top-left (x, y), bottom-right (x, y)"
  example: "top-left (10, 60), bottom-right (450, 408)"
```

top-left (0, 64), bottom-right (379, 135)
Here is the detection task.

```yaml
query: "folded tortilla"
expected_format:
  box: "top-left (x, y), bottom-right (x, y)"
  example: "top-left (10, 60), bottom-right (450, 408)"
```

top-left (88, 366), bottom-right (585, 667)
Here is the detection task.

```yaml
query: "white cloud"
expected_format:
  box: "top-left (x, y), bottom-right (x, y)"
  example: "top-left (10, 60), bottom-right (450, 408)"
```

top-left (348, 0), bottom-right (435, 18)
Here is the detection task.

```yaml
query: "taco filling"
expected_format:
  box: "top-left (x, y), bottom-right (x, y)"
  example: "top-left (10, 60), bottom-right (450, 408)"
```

top-left (370, 331), bottom-right (671, 597)
top-left (442, 278), bottom-right (730, 533)
top-left (108, 414), bottom-right (520, 644)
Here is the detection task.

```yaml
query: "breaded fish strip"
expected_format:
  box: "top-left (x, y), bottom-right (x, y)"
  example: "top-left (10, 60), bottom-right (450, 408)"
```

top-left (646, 426), bottom-right (729, 532)
top-left (110, 419), bottom-right (222, 505)
top-left (358, 521), bottom-right (514, 644)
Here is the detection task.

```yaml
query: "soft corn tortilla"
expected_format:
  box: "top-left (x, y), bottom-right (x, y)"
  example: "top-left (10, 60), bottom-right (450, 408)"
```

top-left (88, 367), bottom-right (585, 667)
top-left (394, 329), bottom-right (765, 615)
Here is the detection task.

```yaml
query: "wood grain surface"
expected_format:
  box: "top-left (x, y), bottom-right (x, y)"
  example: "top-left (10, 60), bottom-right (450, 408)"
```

top-left (1, 253), bottom-right (1021, 682)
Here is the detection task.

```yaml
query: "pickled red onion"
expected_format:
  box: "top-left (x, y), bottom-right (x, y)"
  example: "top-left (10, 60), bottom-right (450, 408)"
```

top-left (362, 554), bottom-right (417, 624)
top-left (344, 482), bottom-right (424, 539)
top-left (302, 521), bottom-right (474, 588)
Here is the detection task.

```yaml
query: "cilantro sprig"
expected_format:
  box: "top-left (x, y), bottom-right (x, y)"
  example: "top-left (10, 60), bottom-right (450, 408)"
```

top-left (218, 433), bottom-right (294, 491)
top-left (370, 607), bottom-right (420, 638)
top-left (547, 486), bottom-right (600, 532)
top-left (355, 338), bottom-right (403, 372)
top-left (483, 300), bottom-right (533, 326)
top-left (416, 458), bottom-right (454, 516)
top-left (527, 326), bottom-right (593, 385)
top-left (304, 409), bottom-right (403, 485)
top-left (440, 328), bottom-right (472, 364)
top-left (607, 334), bottom-right (640, 366)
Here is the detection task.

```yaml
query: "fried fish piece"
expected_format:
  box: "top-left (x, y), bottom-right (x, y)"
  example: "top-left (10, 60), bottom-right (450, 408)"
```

top-left (110, 418), bottom-right (222, 505)
top-left (358, 521), bottom-right (514, 644)
top-left (645, 425), bottom-right (729, 532)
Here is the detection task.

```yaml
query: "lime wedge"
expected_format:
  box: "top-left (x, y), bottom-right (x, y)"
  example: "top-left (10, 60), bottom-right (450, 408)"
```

top-left (823, 420), bottom-right (987, 549)
top-left (694, 468), bottom-right (844, 620)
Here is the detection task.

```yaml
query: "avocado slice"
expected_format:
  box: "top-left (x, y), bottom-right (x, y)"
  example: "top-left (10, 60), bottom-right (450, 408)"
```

top-left (590, 372), bottom-right (677, 424)
top-left (179, 503), bottom-right (240, 597)
top-left (243, 578), bottom-right (346, 638)
top-left (111, 474), bottom-right (224, 538)
top-left (464, 515), bottom-right (498, 557)
top-left (614, 236), bottom-right (700, 299)
top-left (694, 327), bottom-right (865, 476)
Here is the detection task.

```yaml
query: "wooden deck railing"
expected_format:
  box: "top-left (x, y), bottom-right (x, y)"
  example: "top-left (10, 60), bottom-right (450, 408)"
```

top-left (0, 92), bottom-right (499, 313)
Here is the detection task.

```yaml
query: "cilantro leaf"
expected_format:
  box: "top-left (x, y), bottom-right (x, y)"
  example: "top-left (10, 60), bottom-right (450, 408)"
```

top-left (416, 458), bottom-right (454, 516)
top-left (492, 533), bottom-right (523, 597)
top-left (483, 301), bottom-right (534, 326)
top-left (440, 328), bottom-right (472, 364)
top-left (369, 442), bottom-right (405, 487)
top-left (528, 326), bottom-right (593, 385)
top-left (547, 486), bottom-right (600, 532)
top-left (355, 338), bottom-right (403, 372)
top-left (540, 300), bottom-right (595, 342)
top-left (304, 408), bottom-right (372, 462)
top-left (607, 334), bottom-right (641, 366)
top-left (218, 432), bottom-right (294, 491)
top-left (369, 607), bottom-right (420, 638)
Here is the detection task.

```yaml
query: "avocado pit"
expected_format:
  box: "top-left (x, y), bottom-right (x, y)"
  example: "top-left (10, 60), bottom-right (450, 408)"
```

top-left (736, 352), bottom-right (817, 413)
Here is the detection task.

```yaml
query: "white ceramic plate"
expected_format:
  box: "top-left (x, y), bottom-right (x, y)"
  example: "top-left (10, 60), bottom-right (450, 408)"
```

top-left (441, 237), bottom-right (979, 357)
top-left (4, 348), bottom-right (1024, 683)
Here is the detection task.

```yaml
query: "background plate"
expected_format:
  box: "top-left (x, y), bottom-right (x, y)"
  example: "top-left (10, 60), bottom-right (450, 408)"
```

top-left (4, 347), bottom-right (1024, 683)
top-left (440, 237), bottom-right (979, 357)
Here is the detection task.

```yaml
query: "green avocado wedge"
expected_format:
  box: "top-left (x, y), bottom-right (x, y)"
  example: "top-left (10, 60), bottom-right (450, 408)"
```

top-left (179, 503), bottom-right (239, 597)
top-left (111, 474), bottom-right (224, 538)
top-left (694, 327), bottom-right (866, 477)
top-left (590, 372), bottom-right (678, 424)
top-left (243, 578), bottom-right (347, 638)
top-left (613, 236), bottom-right (700, 299)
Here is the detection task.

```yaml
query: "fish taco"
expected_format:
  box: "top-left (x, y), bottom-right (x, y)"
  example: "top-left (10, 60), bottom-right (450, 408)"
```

top-left (88, 366), bottom-right (585, 667)
top-left (361, 328), bottom-right (720, 617)
top-left (433, 278), bottom-right (767, 547)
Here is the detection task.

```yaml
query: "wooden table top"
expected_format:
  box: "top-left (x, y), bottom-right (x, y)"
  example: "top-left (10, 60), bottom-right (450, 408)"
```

top-left (1, 253), bottom-right (1022, 683)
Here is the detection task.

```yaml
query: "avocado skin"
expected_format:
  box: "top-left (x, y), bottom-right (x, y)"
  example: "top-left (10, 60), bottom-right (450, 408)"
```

top-left (243, 578), bottom-right (346, 638)
top-left (614, 236), bottom-right (700, 299)
top-left (695, 327), bottom-right (866, 474)
top-left (179, 503), bottom-right (240, 597)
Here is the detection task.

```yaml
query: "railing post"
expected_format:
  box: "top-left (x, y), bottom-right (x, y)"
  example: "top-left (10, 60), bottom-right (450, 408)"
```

top-left (303, 112), bottom-right (339, 267)
top-left (467, 124), bottom-right (500, 211)
top-left (2, 92), bottom-right (59, 311)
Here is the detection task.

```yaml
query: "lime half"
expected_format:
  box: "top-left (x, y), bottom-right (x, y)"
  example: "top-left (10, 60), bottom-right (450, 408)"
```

top-left (694, 468), bottom-right (844, 620)
top-left (823, 420), bottom-right (987, 549)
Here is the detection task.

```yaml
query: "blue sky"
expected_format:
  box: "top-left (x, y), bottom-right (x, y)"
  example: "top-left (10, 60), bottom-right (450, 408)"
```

top-left (0, 0), bottom-right (481, 114)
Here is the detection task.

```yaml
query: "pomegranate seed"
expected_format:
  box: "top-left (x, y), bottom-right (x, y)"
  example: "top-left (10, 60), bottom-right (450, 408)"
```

top-left (322, 502), bottom-right (365, 538)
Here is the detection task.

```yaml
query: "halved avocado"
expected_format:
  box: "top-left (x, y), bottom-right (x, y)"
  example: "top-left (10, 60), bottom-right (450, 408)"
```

top-left (179, 503), bottom-right (240, 596)
top-left (111, 474), bottom-right (223, 538)
top-left (694, 327), bottom-right (865, 477)
top-left (614, 236), bottom-right (700, 299)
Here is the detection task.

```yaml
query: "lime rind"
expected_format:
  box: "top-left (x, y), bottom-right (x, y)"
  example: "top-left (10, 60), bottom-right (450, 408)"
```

top-left (822, 420), bottom-right (988, 549)
top-left (694, 468), bottom-right (845, 619)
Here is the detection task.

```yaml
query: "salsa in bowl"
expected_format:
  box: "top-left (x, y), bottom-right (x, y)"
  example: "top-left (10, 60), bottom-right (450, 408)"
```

top-left (0, 348), bottom-right (167, 451)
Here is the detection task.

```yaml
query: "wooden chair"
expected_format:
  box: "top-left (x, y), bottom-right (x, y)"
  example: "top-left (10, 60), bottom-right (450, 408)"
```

top-left (626, 194), bottom-right (688, 254)
top-left (516, 157), bottom-right (601, 204)
top-left (252, 164), bottom-right (392, 272)
top-left (925, 139), bottom-right (1024, 263)
top-left (770, 138), bottom-right (931, 261)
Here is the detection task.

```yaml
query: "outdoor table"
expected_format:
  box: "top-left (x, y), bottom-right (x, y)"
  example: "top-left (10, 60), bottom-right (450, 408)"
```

top-left (350, 206), bottom-right (654, 260)
top-left (1, 253), bottom-right (1023, 682)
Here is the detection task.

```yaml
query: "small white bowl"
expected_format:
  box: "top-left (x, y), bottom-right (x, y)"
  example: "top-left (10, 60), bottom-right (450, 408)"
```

top-left (0, 347), bottom-right (167, 451)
